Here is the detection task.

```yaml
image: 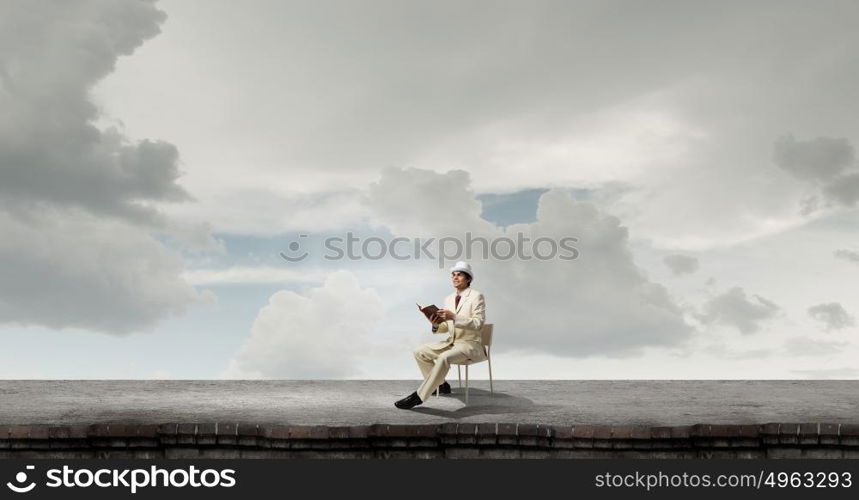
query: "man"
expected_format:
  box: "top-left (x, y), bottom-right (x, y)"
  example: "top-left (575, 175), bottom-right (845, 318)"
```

top-left (394, 261), bottom-right (486, 409)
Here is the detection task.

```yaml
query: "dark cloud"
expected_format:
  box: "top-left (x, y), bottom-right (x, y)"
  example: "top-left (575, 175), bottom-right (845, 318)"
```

top-left (698, 287), bottom-right (779, 334)
top-left (0, 0), bottom-right (204, 334)
top-left (663, 254), bottom-right (699, 275)
top-left (773, 135), bottom-right (853, 181)
top-left (822, 172), bottom-right (859, 207)
top-left (773, 134), bottom-right (859, 210)
top-left (0, 1), bottom-right (189, 223)
top-left (834, 248), bottom-right (859, 263)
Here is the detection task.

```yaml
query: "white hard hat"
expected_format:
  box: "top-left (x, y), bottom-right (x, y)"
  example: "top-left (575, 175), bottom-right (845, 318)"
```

top-left (449, 261), bottom-right (474, 280)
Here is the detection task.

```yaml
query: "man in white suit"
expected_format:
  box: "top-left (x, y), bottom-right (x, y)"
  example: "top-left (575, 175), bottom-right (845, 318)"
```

top-left (395, 261), bottom-right (486, 409)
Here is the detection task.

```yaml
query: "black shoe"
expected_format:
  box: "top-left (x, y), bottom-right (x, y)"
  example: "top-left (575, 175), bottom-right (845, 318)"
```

top-left (394, 392), bottom-right (423, 410)
top-left (437, 382), bottom-right (451, 395)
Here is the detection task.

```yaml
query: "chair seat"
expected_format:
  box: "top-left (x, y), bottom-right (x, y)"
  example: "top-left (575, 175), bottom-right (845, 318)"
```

top-left (451, 352), bottom-right (487, 365)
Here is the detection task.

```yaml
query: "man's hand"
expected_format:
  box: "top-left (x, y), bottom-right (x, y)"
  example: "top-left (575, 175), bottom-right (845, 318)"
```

top-left (436, 309), bottom-right (455, 321)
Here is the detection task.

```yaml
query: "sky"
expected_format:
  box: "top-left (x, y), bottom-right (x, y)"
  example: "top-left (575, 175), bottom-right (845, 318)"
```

top-left (1, 0), bottom-right (858, 379)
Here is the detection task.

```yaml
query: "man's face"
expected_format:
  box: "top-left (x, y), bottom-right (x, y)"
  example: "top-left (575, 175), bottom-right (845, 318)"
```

top-left (451, 271), bottom-right (469, 289)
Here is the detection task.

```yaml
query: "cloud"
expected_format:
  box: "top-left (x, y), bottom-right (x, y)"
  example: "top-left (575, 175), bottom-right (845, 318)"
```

top-left (182, 266), bottom-right (325, 286)
top-left (773, 135), bottom-right (854, 181)
top-left (0, 0), bottom-right (208, 333)
top-left (782, 336), bottom-right (849, 357)
top-left (698, 287), bottom-right (779, 334)
top-left (808, 302), bottom-right (856, 332)
top-left (663, 254), bottom-right (700, 275)
top-left (0, 208), bottom-right (196, 334)
top-left (791, 367), bottom-right (859, 379)
top-left (773, 135), bottom-right (859, 210)
top-left (224, 271), bottom-right (384, 378)
top-left (834, 248), bottom-right (859, 263)
top-left (96, 1), bottom-right (859, 249)
top-left (822, 172), bottom-right (859, 207)
top-left (0, 1), bottom-right (188, 223)
top-left (365, 167), bottom-right (693, 357)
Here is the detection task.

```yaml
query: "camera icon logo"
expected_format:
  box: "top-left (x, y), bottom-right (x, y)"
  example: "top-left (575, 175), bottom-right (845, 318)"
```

top-left (7, 465), bottom-right (36, 493)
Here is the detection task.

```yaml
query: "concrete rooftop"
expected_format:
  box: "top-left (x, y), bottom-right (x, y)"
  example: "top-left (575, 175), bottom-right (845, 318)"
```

top-left (1, 380), bottom-right (857, 426)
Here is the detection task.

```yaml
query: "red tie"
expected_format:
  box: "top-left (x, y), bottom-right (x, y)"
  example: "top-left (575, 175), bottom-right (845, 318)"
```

top-left (455, 295), bottom-right (461, 309)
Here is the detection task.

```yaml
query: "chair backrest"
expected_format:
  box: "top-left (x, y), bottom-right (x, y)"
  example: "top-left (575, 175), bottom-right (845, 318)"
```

top-left (481, 323), bottom-right (493, 347)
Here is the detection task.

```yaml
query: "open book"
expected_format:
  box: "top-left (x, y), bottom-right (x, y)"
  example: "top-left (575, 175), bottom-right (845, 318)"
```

top-left (416, 303), bottom-right (443, 325)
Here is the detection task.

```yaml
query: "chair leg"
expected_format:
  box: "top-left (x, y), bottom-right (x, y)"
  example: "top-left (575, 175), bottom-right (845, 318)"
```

top-left (487, 355), bottom-right (494, 395)
top-left (465, 365), bottom-right (469, 405)
top-left (457, 365), bottom-right (462, 389)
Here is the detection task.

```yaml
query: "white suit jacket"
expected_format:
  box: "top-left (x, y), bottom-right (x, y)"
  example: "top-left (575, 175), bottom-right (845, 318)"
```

top-left (428, 287), bottom-right (486, 360)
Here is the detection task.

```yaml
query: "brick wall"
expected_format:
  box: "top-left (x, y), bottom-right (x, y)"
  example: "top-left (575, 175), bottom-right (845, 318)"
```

top-left (2, 423), bottom-right (858, 458)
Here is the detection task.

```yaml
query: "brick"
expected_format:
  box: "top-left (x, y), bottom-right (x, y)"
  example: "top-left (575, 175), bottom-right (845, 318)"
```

top-left (135, 425), bottom-right (159, 438)
top-left (476, 423), bottom-right (496, 436)
top-left (760, 423), bottom-right (780, 436)
top-left (840, 424), bottom-right (859, 437)
top-left (496, 423), bottom-right (517, 446)
top-left (238, 424), bottom-right (260, 437)
top-left (798, 423), bottom-right (819, 445)
top-left (517, 424), bottom-right (539, 437)
top-left (48, 427), bottom-right (71, 440)
top-left (348, 426), bottom-right (370, 439)
top-left (328, 426), bottom-right (351, 440)
top-left (288, 426), bottom-right (313, 440)
top-left (157, 423), bottom-right (179, 436)
top-left (8, 426), bottom-right (30, 439)
top-left (265, 426), bottom-right (289, 440)
top-left (89, 424), bottom-right (111, 438)
top-left (572, 425), bottom-right (594, 439)
top-left (552, 425), bottom-right (573, 440)
top-left (820, 423), bottom-right (839, 445)
top-left (476, 424), bottom-right (497, 446)
top-left (593, 425), bottom-right (612, 440)
top-left (708, 425), bottom-right (737, 438)
top-left (670, 426), bottom-right (692, 439)
top-left (218, 423), bottom-right (238, 436)
top-left (819, 423), bottom-right (839, 436)
top-left (630, 426), bottom-right (650, 440)
top-left (778, 423), bottom-right (800, 445)
top-left (517, 424), bottom-right (538, 446)
top-left (107, 425), bottom-right (134, 438)
top-left (28, 426), bottom-right (50, 440)
top-left (650, 427), bottom-right (672, 439)
top-left (495, 423), bottom-right (516, 436)
top-left (840, 424), bottom-right (859, 446)
top-left (611, 425), bottom-right (634, 439)
top-left (457, 423), bottom-right (478, 445)
top-left (737, 425), bottom-right (760, 439)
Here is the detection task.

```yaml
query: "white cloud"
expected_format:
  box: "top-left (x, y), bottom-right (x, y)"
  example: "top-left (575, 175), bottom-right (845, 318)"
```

top-left (365, 167), bottom-right (693, 357)
top-left (223, 270), bottom-right (384, 378)
top-left (783, 336), bottom-right (849, 357)
top-left (182, 266), bottom-right (325, 286)
top-left (93, 0), bottom-right (859, 251)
